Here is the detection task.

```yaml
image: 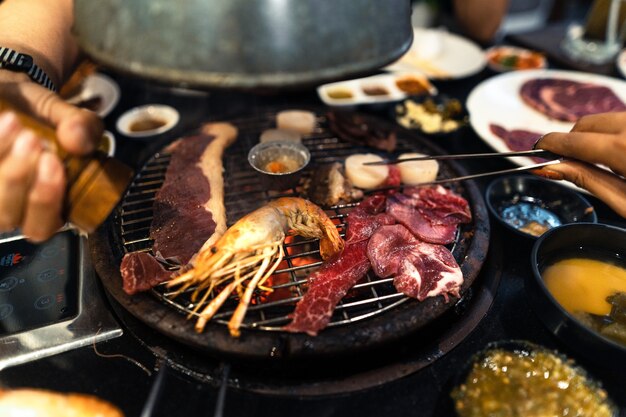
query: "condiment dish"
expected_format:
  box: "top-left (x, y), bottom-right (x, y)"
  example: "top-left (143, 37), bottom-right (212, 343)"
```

top-left (485, 45), bottom-right (546, 73)
top-left (485, 175), bottom-right (597, 240)
top-left (451, 339), bottom-right (617, 416)
top-left (248, 141), bottom-right (311, 190)
top-left (395, 94), bottom-right (468, 138)
top-left (99, 130), bottom-right (116, 157)
top-left (528, 223), bottom-right (626, 371)
top-left (116, 104), bottom-right (180, 138)
top-left (317, 72), bottom-right (436, 107)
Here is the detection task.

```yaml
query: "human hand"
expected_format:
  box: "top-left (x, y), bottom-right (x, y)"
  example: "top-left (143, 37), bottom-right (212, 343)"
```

top-left (0, 71), bottom-right (103, 241)
top-left (535, 112), bottom-right (626, 218)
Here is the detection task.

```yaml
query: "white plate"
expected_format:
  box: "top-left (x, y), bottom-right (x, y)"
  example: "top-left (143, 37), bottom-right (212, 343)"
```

top-left (467, 69), bottom-right (626, 164)
top-left (618, 49), bottom-right (626, 79)
top-left (65, 73), bottom-right (120, 118)
top-left (116, 104), bottom-right (180, 138)
top-left (385, 28), bottom-right (486, 79)
top-left (467, 69), bottom-right (626, 193)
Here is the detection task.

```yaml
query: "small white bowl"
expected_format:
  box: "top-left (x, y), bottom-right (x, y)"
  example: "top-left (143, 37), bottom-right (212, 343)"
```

top-left (65, 72), bottom-right (121, 118)
top-left (98, 130), bottom-right (116, 156)
top-left (116, 104), bottom-right (179, 138)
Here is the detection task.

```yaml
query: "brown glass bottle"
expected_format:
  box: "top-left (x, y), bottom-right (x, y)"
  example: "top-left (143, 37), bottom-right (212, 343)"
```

top-left (0, 101), bottom-right (133, 233)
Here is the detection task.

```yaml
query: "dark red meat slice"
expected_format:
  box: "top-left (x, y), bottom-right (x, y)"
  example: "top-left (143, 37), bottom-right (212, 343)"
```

top-left (382, 164), bottom-right (401, 188)
top-left (386, 195), bottom-right (458, 244)
top-left (151, 135), bottom-right (216, 263)
top-left (120, 252), bottom-right (172, 295)
top-left (327, 111), bottom-right (397, 152)
top-left (405, 185), bottom-right (472, 225)
top-left (121, 135), bottom-right (217, 295)
top-left (520, 78), bottom-right (626, 122)
top-left (345, 195), bottom-right (395, 243)
top-left (283, 240), bottom-right (371, 336)
top-left (284, 195), bottom-right (395, 335)
top-left (489, 124), bottom-right (542, 152)
top-left (489, 124), bottom-right (546, 163)
top-left (367, 225), bottom-right (462, 302)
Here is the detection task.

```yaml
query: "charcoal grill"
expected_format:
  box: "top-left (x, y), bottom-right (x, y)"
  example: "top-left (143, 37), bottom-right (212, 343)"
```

top-left (90, 107), bottom-right (490, 361)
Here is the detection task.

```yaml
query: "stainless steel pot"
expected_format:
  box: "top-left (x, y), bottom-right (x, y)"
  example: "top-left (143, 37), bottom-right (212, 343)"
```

top-left (73, 0), bottom-right (413, 89)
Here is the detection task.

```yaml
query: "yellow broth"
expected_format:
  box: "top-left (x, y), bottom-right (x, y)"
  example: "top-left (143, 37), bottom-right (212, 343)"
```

top-left (543, 258), bottom-right (626, 316)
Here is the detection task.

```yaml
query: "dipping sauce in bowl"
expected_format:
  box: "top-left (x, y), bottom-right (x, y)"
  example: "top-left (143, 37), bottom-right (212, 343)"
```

top-left (486, 176), bottom-right (597, 239)
top-left (264, 155), bottom-right (302, 174)
top-left (116, 104), bottom-right (179, 138)
top-left (248, 141), bottom-right (310, 190)
top-left (129, 117), bottom-right (167, 133)
top-left (529, 223), bottom-right (626, 370)
top-left (98, 130), bottom-right (116, 157)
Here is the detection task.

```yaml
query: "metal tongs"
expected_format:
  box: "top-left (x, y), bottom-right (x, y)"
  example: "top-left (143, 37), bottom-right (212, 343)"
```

top-left (362, 149), bottom-right (563, 188)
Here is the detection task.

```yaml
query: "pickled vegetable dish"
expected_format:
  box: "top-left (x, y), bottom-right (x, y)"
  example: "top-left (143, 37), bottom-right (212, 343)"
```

top-left (452, 346), bottom-right (614, 417)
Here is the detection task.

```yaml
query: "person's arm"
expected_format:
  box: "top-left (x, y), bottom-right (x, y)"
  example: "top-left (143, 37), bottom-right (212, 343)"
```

top-left (0, 0), bottom-right (78, 87)
top-left (453, 0), bottom-right (510, 43)
top-left (535, 112), bottom-right (626, 218)
top-left (0, 0), bottom-right (102, 241)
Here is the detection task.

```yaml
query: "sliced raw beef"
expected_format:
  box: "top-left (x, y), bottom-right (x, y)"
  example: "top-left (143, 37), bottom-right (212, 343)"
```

top-left (520, 78), bottom-right (626, 122)
top-left (327, 111), bottom-right (397, 152)
top-left (405, 185), bottom-right (472, 225)
top-left (150, 135), bottom-right (217, 263)
top-left (386, 195), bottom-right (458, 244)
top-left (120, 252), bottom-right (172, 294)
top-left (283, 240), bottom-right (371, 336)
top-left (386, 186), bottom-right (471, 245)
top-left (284, 195), bottom-right (395, 335)
top-left (120, 123), bottom-right (237, 295)
top-left (489, 123), bottom-right (545, 158)
top-left (367, 224), bottom-right (462, 302)
top-left (344, 195), bottom-right (395, 243)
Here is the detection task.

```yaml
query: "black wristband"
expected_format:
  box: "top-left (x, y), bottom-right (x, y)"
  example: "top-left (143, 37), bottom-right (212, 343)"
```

top-left (0, 47), bottom-right (57, 92)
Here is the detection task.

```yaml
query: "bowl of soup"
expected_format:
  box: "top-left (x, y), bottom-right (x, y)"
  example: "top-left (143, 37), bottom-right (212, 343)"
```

top-left (528, 223), bottom-right (626, 370)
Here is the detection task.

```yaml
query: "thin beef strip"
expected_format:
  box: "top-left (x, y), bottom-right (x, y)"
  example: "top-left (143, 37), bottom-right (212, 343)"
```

top-left (284, 195), bottom-right (395, 336)
top-left (120, 123), bottom-right (237, 294)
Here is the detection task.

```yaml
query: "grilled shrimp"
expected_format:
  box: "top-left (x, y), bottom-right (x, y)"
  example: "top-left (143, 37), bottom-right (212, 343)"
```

top-left (166, 197), bottom-right (344, 337)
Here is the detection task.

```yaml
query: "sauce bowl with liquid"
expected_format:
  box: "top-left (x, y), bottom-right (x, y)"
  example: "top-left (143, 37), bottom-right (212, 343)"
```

top-left (116, 104), bottom-right (179, 138)
top-left (528, 223), bottom-right (626, 371)
top-left (486, 175), bottom-right (597, 240)
top-left (248, 141), bottom-right (310, 190)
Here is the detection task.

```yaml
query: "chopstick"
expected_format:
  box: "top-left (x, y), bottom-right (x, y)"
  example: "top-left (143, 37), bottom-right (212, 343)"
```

top-left (362, 149), bottom-right (561, 166)
top-left (365, 159), bottom-right (561, 193)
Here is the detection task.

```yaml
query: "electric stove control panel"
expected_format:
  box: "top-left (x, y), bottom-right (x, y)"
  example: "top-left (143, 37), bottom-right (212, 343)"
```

top-left (0, 230), bottom-right (79, 336)
top-left (0, 228), bottom-right (122, 370)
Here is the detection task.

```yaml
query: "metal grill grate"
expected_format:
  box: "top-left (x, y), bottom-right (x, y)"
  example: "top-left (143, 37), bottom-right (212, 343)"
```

top-left (118, 110), bottom-right (463, 332)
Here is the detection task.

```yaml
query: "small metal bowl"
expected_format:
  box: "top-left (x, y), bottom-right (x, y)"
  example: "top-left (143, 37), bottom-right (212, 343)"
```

top-left (528, 223), bottom-right (626, 372)
top-left (486, 175), bottom-right (597, 240)
top-left (248, 141), bottom-right (310, 190)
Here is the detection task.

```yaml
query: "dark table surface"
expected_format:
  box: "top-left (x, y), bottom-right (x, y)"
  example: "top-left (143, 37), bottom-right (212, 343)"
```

top-left (2, 27), bottom-right (626, 416)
